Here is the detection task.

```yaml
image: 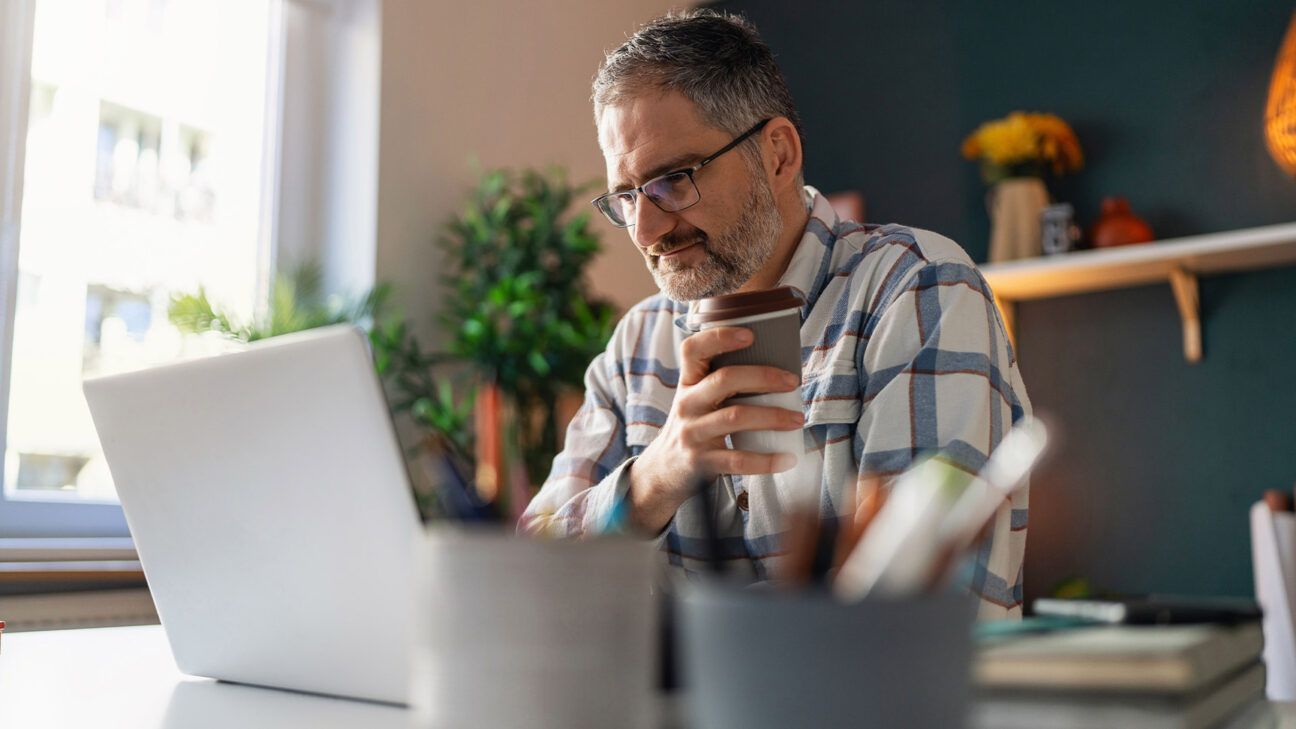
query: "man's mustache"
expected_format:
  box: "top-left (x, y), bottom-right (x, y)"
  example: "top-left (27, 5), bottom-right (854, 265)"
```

top-left (648, 230), bottom-right (708, 257)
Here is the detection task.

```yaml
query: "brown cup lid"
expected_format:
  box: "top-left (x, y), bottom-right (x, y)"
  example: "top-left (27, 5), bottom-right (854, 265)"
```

top-left (688, 286), bottom-right (803, 325)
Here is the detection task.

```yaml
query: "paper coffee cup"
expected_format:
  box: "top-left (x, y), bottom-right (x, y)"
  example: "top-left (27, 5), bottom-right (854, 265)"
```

top-left (688, 286), bottom-right (804, 466)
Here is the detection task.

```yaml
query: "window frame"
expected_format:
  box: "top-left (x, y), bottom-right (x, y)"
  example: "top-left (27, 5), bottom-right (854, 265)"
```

top-left (0, 0), bottom-right (299, 538)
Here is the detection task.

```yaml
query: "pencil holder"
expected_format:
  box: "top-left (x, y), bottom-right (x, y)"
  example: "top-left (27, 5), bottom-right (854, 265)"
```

top-left (679, 585), bottom-right (976, 729)
top-left (413, 527), bottom-right (659, 729)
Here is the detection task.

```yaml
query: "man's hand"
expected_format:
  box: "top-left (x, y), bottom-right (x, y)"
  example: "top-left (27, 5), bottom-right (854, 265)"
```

top-left (625, 326), bottom-right (804, 534)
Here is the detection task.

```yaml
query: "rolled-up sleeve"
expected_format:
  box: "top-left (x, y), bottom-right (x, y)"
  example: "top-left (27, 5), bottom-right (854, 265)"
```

top-left (519, 331), bottom-right (633, 538)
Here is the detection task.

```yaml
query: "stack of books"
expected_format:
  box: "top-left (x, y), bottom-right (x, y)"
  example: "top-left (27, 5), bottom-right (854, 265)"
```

top-left (972, 602), bottom-right (1270, 729)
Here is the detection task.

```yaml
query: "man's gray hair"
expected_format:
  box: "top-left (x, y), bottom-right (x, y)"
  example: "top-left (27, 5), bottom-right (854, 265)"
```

top-left (592, 9), bottom-right (804, 159)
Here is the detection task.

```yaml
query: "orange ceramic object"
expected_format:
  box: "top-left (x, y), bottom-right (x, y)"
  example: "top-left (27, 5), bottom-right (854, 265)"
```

top-left (1090, 196), bottom-right (1155, 248)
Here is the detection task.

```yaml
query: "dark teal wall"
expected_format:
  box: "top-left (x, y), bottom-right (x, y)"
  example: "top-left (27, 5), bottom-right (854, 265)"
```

top-left (716, 0), bottom-right (1296, 600)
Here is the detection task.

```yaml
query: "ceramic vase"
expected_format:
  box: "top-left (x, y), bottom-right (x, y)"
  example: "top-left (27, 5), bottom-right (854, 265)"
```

top-left (987, 177), bottom-right (1049, 262)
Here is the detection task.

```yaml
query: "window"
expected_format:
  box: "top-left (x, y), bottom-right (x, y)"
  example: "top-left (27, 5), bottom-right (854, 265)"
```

top-left (0, 0), bottom-right (281, 537)
top-left (93, 102), bottom-right (164, 209)
top-left (92, 103), bottom-right (215, 221)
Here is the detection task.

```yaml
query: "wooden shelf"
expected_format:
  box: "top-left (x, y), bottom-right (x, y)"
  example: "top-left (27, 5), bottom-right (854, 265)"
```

top-left (0, 561), bottom-right (145, 585)
top-left (979, 222), bottom-right (1296, 363)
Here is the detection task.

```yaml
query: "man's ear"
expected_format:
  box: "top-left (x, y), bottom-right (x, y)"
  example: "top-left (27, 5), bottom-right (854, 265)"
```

top-left (762, 117), bottom-right (803, 193)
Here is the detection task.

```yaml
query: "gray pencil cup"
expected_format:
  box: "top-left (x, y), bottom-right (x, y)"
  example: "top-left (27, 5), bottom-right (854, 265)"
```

top-left (679, 585), bottom-right (976, 729)
top-left (413, 527), bottom-right (659, 729)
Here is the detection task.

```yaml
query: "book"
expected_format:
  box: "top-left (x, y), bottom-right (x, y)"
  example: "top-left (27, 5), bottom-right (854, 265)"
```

top-left (974, 622), bottom-right (1263, 693)
top-left (1033, 596), bottom-right (1262, 625)
top-left (972, 662), bottom-right (1268, 729)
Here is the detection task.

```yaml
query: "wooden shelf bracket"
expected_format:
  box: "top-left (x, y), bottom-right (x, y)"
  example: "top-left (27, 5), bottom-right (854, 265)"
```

top-left (994, 293), bottom-right (1017, 349)
top-left (1167, 267), bottom-right (1201, 364)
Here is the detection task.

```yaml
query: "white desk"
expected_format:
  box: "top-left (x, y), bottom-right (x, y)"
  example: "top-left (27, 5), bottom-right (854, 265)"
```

top-left (0, 626), bottom-right (417, 729)
top-left (2, 625), bottom-right (1292, 728)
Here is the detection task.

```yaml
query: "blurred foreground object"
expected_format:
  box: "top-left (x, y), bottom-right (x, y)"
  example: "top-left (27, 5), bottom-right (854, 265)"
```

top-left (416, 531), bottom-right (657, 728)
top-left (834, 417), bottom-right (1047, 602)
top-left (682, 588), bottom-right (973, 729)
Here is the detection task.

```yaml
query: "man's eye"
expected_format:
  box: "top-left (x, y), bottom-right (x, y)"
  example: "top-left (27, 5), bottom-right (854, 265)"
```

top-left (663, 172), bottom-right (691, 188)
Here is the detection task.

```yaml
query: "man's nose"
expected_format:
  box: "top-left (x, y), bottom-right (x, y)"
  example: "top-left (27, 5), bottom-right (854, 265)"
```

top-left (630, 198), bottom-right (676, 251)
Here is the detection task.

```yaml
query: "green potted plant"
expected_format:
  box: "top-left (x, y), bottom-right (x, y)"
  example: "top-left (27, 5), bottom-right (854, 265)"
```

top-left (168, 260), bottom-right (391, 342)
top-left (379, 168), bottom-right (615, 515)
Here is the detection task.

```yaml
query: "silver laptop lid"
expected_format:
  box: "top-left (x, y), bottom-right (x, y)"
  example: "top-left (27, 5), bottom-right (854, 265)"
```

top-left (83, 325), bottom-right (419, 704)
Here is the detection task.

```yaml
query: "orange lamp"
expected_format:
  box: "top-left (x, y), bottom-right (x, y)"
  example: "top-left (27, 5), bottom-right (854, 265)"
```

top-left (1265, 11), bottom-right (1296, 175)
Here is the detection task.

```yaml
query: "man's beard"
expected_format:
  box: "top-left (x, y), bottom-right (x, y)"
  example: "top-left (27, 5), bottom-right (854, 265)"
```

top-left (646, 173), bottom-right (782, 301)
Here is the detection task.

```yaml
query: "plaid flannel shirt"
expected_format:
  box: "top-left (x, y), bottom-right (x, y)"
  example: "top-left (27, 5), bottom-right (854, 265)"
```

top-left (520, 186), bottom-right (1032, 619)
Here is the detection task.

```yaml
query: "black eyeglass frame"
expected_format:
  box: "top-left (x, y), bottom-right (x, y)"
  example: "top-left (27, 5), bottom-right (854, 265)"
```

top-left (591, 118), bottom-right (773, 228)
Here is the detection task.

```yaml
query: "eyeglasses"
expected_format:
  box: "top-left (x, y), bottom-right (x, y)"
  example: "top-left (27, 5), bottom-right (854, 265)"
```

top-left (591, 118), bottom-right (772, 228)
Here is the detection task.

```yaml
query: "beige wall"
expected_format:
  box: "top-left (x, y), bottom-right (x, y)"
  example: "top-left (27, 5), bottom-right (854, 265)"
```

top-left (377, 0), bottom-right (680, 343)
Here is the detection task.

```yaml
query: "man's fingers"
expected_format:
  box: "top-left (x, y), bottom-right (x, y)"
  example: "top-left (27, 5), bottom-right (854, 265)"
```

top-left (701, 449), bottom-right (798, 476)
top-left (680, 365), bottom-right (800, 415)
top-left (679, 327), bottom-right (753, 386)
top-left (688, 404), bottom-right (804, 443)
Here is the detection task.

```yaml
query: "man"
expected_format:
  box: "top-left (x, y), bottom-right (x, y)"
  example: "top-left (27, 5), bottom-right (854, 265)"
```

top-left (520, 10), bottom-right (1031, 619)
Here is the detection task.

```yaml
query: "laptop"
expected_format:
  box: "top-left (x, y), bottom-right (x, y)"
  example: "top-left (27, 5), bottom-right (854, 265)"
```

top-left (82, 325), bottom-right (420, 705)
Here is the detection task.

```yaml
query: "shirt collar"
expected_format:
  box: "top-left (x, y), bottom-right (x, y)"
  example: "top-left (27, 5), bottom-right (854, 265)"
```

top-left (775, 185), bottom-right (839, 319)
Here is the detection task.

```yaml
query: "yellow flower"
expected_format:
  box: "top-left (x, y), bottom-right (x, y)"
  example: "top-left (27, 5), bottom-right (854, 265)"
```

top-left (961, 111), bottom-right (1084, 177)
top-left (1023, 112), bottom-right (1084, 173)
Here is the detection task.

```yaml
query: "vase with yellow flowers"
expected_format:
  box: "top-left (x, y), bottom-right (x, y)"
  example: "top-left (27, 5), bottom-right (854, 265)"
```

top-left (962, 112), bottom-right (1084, 262)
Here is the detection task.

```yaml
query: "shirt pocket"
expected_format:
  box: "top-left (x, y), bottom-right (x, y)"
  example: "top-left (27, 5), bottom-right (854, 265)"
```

top-left (802, 360), bottom-right (861, 427)
top-left (794, 361), bottom-right (860, 509)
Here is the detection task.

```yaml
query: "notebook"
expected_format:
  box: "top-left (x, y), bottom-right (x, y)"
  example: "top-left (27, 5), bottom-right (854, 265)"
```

top-left (974, 622), bottom-right (1263, 693)
top-left (973, 662), bottom-right (1268, 729)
